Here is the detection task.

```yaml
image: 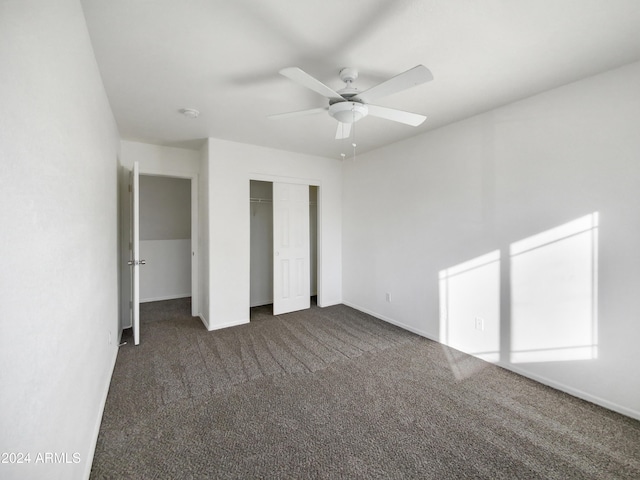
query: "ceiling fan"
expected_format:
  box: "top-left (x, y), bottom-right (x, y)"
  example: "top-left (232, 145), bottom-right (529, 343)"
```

top-left (268, 65), bottom-right (433, 139)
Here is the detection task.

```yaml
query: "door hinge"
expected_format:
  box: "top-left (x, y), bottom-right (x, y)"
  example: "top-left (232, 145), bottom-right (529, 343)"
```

top-left (128, 184), bottom-right (132, 192)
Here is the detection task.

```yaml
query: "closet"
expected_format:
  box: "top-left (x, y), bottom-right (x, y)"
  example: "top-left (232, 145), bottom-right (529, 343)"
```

top-left (250, 180), bottom-right (318, 311)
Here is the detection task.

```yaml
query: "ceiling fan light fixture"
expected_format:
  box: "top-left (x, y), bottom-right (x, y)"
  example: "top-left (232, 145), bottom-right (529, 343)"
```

top-left (328, 101), bottom-right (368, 124)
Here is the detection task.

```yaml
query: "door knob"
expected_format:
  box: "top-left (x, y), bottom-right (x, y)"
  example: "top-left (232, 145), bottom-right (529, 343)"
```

top-left (127, 260), bottom-right (147, 266)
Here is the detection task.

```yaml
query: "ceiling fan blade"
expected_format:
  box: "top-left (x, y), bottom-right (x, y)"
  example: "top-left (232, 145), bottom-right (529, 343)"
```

top-left (355, 65), bottom-right (433, 103)
top-left (367, 104), bottom-right (427, 126)
top-left (335, 122), bottom-right (352, 140)
top-left (268, 107), bottom-right (327, 120)
top-left (279, 67), bottom-right (344, 101)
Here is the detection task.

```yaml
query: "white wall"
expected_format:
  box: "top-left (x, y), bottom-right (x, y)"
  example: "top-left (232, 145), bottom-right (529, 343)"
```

top-left (342, 61), bottom-right (640, 419)
top-left (0, 1), bottom-right (120, 479)
top-left (120, 140), bottom-right (201, 174)
top-left (139, 176), bottom-right (191, 302)
top-left (139, 175), bottom-right (191, 240)
top-left (119, 140), bottom-right (201, 327)
top-left (199, 142), bottom-right (210, 326)
top-left (208, 138), bottom-right (342, 330)
top-left (310, 186), bottom-right (318, 296)
top-left (139, 240), bottom-right (191, 302)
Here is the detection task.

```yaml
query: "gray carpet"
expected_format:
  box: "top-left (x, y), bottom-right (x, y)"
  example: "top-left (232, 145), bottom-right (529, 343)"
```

top-left (91, 299), bottom-right (640, 479)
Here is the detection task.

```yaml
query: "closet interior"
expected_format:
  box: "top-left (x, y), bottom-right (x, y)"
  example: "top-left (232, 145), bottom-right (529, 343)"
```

top-left (250, 180), bottom-right (318, 309)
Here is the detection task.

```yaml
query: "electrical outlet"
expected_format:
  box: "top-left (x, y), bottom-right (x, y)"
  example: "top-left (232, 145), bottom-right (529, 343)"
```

top-left (109, 331), bottom-right (112, 345)
top-left (385, 293), bottom-right (391, 303)
top-left (474, 317), bottom-right (484, 331)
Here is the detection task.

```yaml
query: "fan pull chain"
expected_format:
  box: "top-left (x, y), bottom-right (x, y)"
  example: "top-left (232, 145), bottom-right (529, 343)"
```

top-left (352, 108), bottom-right (357, 161)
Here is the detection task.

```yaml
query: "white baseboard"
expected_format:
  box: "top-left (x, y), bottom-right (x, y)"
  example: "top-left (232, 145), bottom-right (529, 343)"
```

top-left (207, 318), bottom-right (249, 332)
top-left (83, 343), bottom-right (119, 480)
top-left (500, 363), bottom-right (640, 421)
top-left (317, 299), bottom-right (342, 308)
top-left (140, 294), bottom-right (190, 303)
top-left (343, 301), bottom-right (640, 422)
top-left (342, 301), bottom-right (439, 342)
top-left (250, 300), bottom-right (272, 308)
top-left (198, 314), bottom-right (209, 329)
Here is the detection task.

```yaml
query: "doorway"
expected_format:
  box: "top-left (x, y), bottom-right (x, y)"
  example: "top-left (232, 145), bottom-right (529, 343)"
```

top-left (121, 165), bottom-right (199, 343)
top-left (249, 180), bottom-right (318, 314)
top-left (138, 175), bottom-right (192, 304)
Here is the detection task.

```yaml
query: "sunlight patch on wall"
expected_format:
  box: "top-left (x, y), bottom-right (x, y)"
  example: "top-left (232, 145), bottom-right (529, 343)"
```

top-left (510, 213), bottom-right (599, 363)
top-left (439, 250), bottom-right (501, 363)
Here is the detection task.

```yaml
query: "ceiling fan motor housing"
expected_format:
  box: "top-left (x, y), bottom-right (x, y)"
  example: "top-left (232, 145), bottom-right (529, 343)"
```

top-left (329, 101), bottom-right (369, 124)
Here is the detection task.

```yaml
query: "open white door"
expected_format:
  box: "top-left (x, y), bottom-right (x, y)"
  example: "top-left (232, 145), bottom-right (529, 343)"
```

top-left (128, 161), bottom-right (145, 345)
top-left (273, 182), bottom-right (310, 315)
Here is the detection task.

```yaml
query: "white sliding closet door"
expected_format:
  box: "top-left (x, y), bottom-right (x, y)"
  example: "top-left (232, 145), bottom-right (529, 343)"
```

top-left (273, 182), bottom-right (310, 315)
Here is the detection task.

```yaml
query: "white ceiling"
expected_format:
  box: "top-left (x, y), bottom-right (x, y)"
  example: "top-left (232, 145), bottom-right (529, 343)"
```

top-left (81, 0), bottom-right (640, 159)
